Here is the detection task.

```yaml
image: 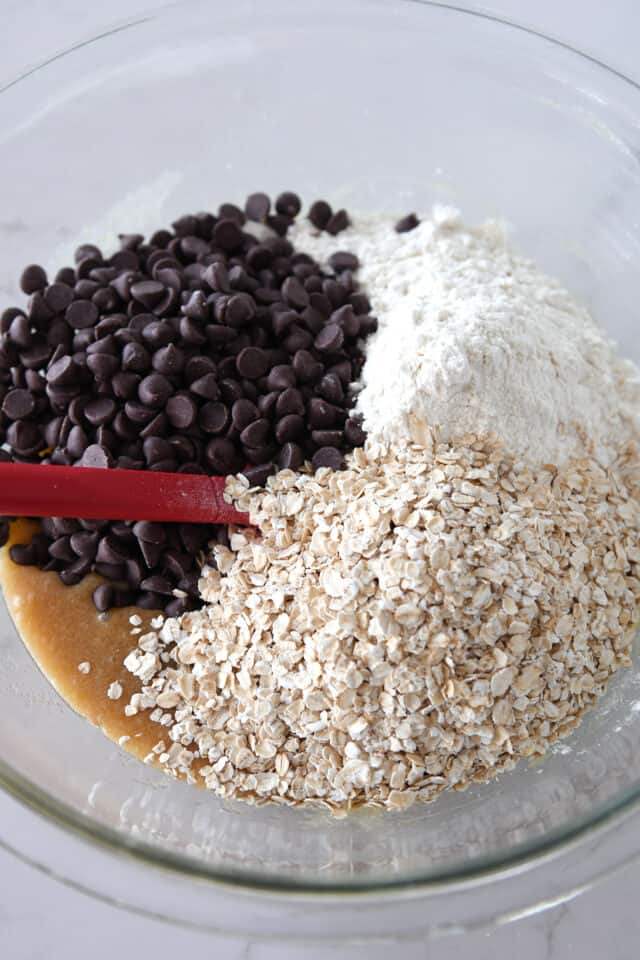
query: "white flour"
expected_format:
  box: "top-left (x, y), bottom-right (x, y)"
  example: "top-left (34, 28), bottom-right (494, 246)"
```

top-left (291, 208), bottom-right (640, 466)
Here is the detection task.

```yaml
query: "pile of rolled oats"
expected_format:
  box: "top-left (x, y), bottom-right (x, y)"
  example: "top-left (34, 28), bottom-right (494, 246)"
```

top-left (124, 426), bottom-right (640, 811)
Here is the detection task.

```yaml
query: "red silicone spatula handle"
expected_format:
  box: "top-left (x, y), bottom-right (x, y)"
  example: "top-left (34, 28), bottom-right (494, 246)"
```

top-left (0, 462), bottom-right (250, 525)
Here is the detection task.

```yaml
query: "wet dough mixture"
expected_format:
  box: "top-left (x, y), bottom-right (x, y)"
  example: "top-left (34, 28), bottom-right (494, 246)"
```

top-left (1, 519), bottom-right (167, 768)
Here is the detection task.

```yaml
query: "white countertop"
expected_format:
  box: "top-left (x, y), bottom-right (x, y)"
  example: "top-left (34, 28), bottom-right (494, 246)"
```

top-left (2, 2), bottom-right (640, 957)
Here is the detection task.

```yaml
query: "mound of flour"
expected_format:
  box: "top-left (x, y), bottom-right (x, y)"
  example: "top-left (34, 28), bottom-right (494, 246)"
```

top-left (291, 208), bottom-right (640, 466)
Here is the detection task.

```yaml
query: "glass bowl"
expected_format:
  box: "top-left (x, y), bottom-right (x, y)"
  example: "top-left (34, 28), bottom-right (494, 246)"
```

top-left (1, 0), bottom-right (640, 935)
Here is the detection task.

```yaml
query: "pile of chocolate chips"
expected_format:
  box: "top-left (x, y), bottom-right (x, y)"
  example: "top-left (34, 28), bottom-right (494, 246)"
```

top-left (0, 192), bottom-right (374, 615)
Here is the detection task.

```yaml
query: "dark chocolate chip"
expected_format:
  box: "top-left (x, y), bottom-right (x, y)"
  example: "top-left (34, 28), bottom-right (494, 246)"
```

top-left (314, 323), bottom-right (344, 353)
top-left (275, 414), bottom-right (305, 443)
top-left (138, 373), bottom-right (172, 408)
top-left (213, 218), bottom-right (244, 252)
top-left (312, 446), bottom-right (344, 470)
top-left (325, 209), bottom-right (350, 235)
top-left (328, 251), bottom-right (359, 273)
top-left (275, 387), bottom-right (305, 418)
top-left (92, 583), bottom-right (114, 612)
top-left (81, 444), bottom-right (114, 469)
top-left (190, 373), bottom-right (219, 401)
top-left (66, 424), bottom-right (89, 458)
top-left (84, 398), bottom-right (116, 427)
top-left (241, 462), bottom-right (275, 486)
top-left (2, 389), bottom-right (35, 420)
top-left (245, 192), bottom-right (271, 221)
top-left (308, 398), bottom-right (341, 428)
top-left (166, 393), bottom-right (197, 429)
top-left (205, 437), bottom-right (240, 473)
top-left (132, 520), bottom-right (166, 544)
top-left (231, 398), bottom-right (259, 431)
top-left (140, 575), bottom-right (174, 595)
top-left (6, 420), bottom-right (42, 456)
top-left (395, 212), bottom-right (420, 233)
top-left (308, 200), bottom-right (332, 230)
top-left (66, 300), bottom-right (99, 330)
top-left (240, 418), bottom-right (271, 447)
top-left (344, 417), bottom-right (366, 446)
top-left (226, 294), bottom-right (256, 328)
top-left (86, 352), bottom-right (120, 380)
top-left (275, 192), bottom-right (301, 218)
top-left (278, 442), bottom-right (304, 470)
top-left (10, 542), bottom-right (38, 564)
top-left (282, 276), bottom-right (309, 310)
top-left (199, 401), bottom-right (229, 434)
top-left (236, 346), bottom-right (269, 380)
top-left (20, 264), bottom-right (48, 295)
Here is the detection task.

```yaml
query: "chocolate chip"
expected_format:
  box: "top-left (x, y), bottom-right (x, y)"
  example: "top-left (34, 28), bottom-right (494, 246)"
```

top-left (278, 442), bottom-right (304, 470)
top-left (274, 387), bottom-right (305, 418)
top-left (199, 401), bottom-right (229, 434)
top-left (317, 372), bottom-right (344, 404)
top-left (47, 355), bottom-right (80, 387)
top-left (7, 421), bottom-right (42, 456)
top-left (139, 574), bottom-right (173, 595)
top-left (311, 429), bottom-right (344, 447)
top-left (231, 398), bottom-right (259, 431)
top-left (49, 537), bottom-right (76, 563)
top-left (275, 191), bottom-right (301, 218)
top-left (10, 542), bottom-right (37, 564)
top-left (226, 294), bottom-right (256, 328)
top-left (122, 341), bottom-right (150, 372)
top-left (314, 323), bottom-right (344, 353)
top-left (66, 299), bottom-right (99, 329)
top-left (66, 424), bottom-right (89, 458)
top-left (292, 350), bottom-right (322, 383)
top-left (138, 373), bottom-right (172, 408)
top-left (142, 436), bottom-right (173, 465)
top-left (240, 418), bottom-right (271, 447)
top-left (84, 398), bottom-right (116, 427)
top-left (86, 352), bottom-right (120, 380)
top-left (265, 364), bottom-right (295, 391)
top-left (95, 534), bottom-right (129, 565)
top-left (282, 276), bottom-right (309, 310)
top-left (344, 417), bottom-right (366, 446)
top-left (238, 463), bottom-right (271, 488)
top-left (152, 343), bottom-right (184, 375)
top-left (308, 200), bottom-right (332, 230)
top-left (312, 446), bottom-right (344, 470)
top-left (129, 521), bottom-right (164, 546)
top-left (20, 264), bottom-right (48, 295)
top-left (205, 437), bottom-right (239, 473)
top-left (213, 218), bottom-right (244, 252)
top-left (308, 398), bottom-right (341, 428)
top-left (2, 389), bottom-right (35, 420)
top-left (81, 444), bottom-right (114, 469)
top-left (245, 192), bottom-right (271, 221)
top-left (325, 209), bottom-right (350, 235)
top-left (166, 393), bottom-right (197, 429)
top-left (92, 583), bottom-right (114, 612)
top-left (395, 212), bottom-right (420, 233)
top-left (328, 251), bottom-right (359, 272)
top-left (190, 373), bottom-right (219, 400)
top-left (236, 346), bottom-right (269, 379)
top-left (181, 289), bottom-right (209, 321)
top-left (70, 530), bottom-right (100, 559)
top-left (275, 414), bottom-right (305, 443)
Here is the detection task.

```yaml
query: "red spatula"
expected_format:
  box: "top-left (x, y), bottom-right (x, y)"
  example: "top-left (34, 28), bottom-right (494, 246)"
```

top-left (0, 462), bottom-right (250, 525)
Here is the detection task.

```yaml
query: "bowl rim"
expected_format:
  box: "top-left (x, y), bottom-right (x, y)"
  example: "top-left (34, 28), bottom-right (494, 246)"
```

top-left (1, 0), bottom-right (640, 896)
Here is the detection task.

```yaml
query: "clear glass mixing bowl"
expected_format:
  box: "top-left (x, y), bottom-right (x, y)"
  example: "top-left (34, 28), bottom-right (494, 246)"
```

top-left (1, 0), bottom-right (640, 930)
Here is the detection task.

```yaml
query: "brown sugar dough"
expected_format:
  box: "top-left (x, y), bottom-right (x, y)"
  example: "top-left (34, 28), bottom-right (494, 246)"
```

top-left (0, 518), bottom-right (169, 769)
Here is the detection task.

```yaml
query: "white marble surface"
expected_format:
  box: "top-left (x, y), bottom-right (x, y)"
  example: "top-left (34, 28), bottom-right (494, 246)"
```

top-left (2, 1), bottom-right (640, 957)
